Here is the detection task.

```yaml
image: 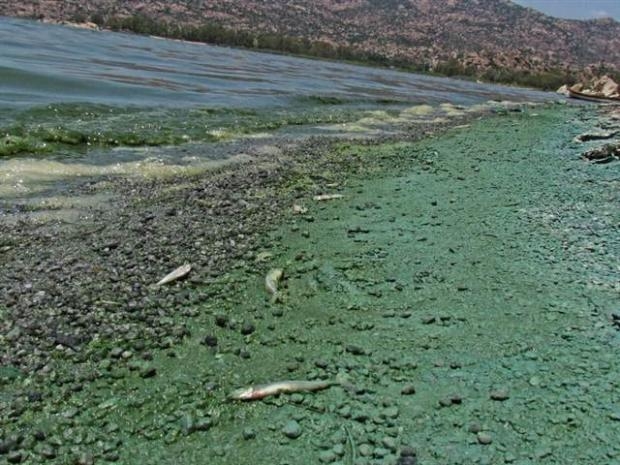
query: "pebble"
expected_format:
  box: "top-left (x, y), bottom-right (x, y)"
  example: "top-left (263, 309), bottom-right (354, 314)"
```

top-left (282, 420), bottom-right (302, 439)
top-left (529, 376), bottom-right (541, 386)
top-left (358, 444), bottom-right (373, 457)
top-left (140, 366), bottom-right (157, 378)
top-left (345, 344), bottom-right (366, 355)
top-left (7, 451), bottom-right (23, 464)
top-left (468, 422), bottom-right (482, 433)
top-left (490, 389), bottom-right (510, 401)
top-left (38, 445), bottom-right (57, 459)
top-left (194, 417), bottom-right (213, 431)
top-left (353, 411), bottom-right (370, 422)
top-left (400, 384), bottom-right (416, 395)
top-left (109, 347), bottom-right (124, 359)
top-left (477, 432), bottom-right (493, 445)
top-left (180, 413), bottom-right (195, 435)
top-left (75, 453), bottom-right (95, 465)
top-left (382, 436), bottom-right (398, 451)
top-left (397, 446), bottom-right (417, 465)
top-left (315, 359), bottom-right (329, 369)
top-left (103, 451), bottom-right (120, 462)
top-left (332, 443), bottom-right (345, 456)
top-left (373, 447), bottom-right (390, 458)
top-left (240, 321), bottom-right (255, 335)
top-left (215, 314), bottom-right (229, 327)
top-left (338, 405), bottom-right (352, 418)
top-left (319, 450), bottom-right (337, 463)
top-left (201, 335), bottom-right (218, 347)
top-left (382, 406), bottom-right (399, 419)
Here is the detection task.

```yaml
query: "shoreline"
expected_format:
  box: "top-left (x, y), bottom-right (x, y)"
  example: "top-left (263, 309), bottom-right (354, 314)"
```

top-left (1, 102), bottom-right (619, 464)
top-left (1, 106), bottom-right (490, 371)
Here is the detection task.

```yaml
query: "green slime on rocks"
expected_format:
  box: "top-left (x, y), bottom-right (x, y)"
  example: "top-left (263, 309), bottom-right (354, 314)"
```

top-left (1, 105), bottom-right (619, 464)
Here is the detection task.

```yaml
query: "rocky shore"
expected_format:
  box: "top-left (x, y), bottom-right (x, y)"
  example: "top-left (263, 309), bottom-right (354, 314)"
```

top-left (0, 113), bottom-right (478, 374)
top-left (1, 103), bottom-right (619, 464)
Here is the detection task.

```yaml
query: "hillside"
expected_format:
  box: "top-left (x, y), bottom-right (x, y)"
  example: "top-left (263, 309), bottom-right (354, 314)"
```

top-left (1, 0), bottom-right (619, 88)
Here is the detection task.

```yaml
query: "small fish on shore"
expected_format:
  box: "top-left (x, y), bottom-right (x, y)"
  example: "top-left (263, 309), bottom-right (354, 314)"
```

top-left (155, 263), bottom-right (192, 286)
top-left (229, 379), bottom-right (335, 401)
top-left (313, 193), bottom-right (344, 201)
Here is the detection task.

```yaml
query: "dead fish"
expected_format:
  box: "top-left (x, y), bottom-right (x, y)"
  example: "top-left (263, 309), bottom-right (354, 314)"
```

top-left (265, 268), bottom-right (283, 301)
top-left (229, 379), bottom-right (335, 401)
top-left (313, 194), bottom-right (344, 201)
top-left (292, 204), bottom-right (308, 214)
top-left (156, 263), bottom-right (192, 286)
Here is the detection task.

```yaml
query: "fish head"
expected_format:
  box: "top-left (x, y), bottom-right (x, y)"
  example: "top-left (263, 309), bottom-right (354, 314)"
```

top-left (229, 387), bottom-right (256, 400)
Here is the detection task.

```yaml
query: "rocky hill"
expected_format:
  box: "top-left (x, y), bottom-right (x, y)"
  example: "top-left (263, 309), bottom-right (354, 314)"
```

top-left (1, 0), bottom-right (619, 87)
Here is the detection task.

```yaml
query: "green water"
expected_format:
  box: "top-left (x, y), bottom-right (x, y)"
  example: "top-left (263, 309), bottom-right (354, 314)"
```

top-left (0, 102), bottom-right (374, 158)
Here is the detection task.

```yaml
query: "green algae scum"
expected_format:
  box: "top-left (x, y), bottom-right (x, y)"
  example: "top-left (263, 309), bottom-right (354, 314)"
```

top-left (1, 103), bottom-right (619, 464)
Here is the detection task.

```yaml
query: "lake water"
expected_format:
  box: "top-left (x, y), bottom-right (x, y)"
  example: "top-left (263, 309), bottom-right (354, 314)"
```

top-left (0, 17), bottom-right (553, 109)
top-left (0, 17), bottom-right (555, 198)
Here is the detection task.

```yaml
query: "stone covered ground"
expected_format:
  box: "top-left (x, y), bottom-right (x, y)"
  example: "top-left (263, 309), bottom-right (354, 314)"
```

top-left (1, 103), bottom-right (619, 464)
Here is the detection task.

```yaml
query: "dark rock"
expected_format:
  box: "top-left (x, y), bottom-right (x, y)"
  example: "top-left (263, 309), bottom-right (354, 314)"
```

top-left (240, 321), bottom-right (255, 335)
top-left (314, 359), bottom-right (329, 369)
top-left (0, 436), bottom-right (22, 455)
top-left (7, 451), bottom-right (23, 463)
top-left (140, 366), bottom-right (157, 378)
top-left (215, 314), bottom-right (229, 327)
top-left (397, 446), bottom-right (417, 465)
top-left (201, 335), bottom-right (218, 347)
top-left (103, 451), bottom-right (120, 462)
top-left (345, 344), bottom-right (365, 355)
top-left (27, 391), bottom-right (43, 402)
